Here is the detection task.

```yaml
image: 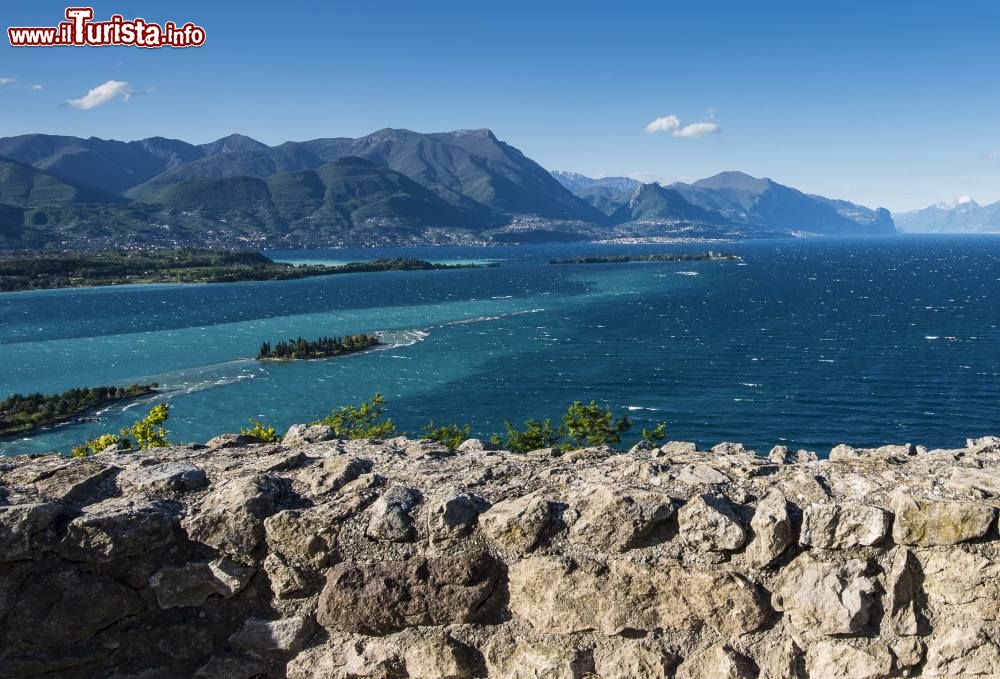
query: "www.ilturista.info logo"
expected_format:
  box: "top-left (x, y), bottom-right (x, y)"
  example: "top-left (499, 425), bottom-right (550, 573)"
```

top-left (8, 7), bottom-right (206, 48)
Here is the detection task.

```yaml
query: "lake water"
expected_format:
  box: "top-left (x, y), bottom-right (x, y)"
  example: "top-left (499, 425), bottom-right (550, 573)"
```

top-left (2, 235), bottom-right (998, 456)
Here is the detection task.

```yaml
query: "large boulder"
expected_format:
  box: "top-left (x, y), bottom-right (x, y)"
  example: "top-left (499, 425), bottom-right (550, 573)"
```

top-left (805, 640), bottom-right (894, 679)
top-left (678, 494), bottom-right (747, 551)
top-left (0, 502), bottom-right (63, 561)
top-left (58, 497), bottom-right (179, 561)
top-left (403, 632), bottom-right (474, 679)
top-left (508, 556), bottom-right (697, 635)
top-left (479, 491), bottom-right (553, 556)
top-left (891, 493), bottom-right (995, 546)
top-left (181, 474), bottom-right (289, 558)
top-left (366, 485), bottom-right (422, 542)
top-left (568, 484), bottom-right (673, 552)
top-left (283, 423), bottom-right (336, 447)
top-left (592, 638), bottom-right (677, 679)
top-left (675, 644), bottom-right (757, 679)
top-left (149, 558), bottom-right (256, 608)
top-left (682, 570), bottom-right (772, 637)
top-left (923, 628), bottom-right (1000, 676)
top-left (10, 569), bottom-right (143, 646)
top-left (800, 502), bottom-right (891, 549)
top-left (748, 490), bottom-right (794, 567)
top-left (773, 553), bottom-right (877, 638)
top-left (317, 551), bottom-right (500, 634)
top-left (118, 461), bottom-right (208, 496)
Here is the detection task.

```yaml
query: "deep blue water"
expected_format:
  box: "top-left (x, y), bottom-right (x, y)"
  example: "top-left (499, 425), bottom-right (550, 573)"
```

top-left (2, 236), bottom-right (999, 456)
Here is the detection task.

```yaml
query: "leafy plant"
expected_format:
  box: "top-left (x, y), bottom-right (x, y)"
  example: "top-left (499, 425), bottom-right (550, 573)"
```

top-left (641, 422), bottom-right (668, 445)
top-left (123, 402), bottom-right (171, 449)
top-left (321, 393), bottom-right (397, 439)
top-left (70, 402), bottom-right (170, 457)
top-left (71, 433), bottom-right (130, 458)
top-left (420, 421), bottom-right (472, 450)
top-left (562, 400), bottom-right (631, 447)
top-left (501, 418), bottom-right (564, 454)
top-left (241, 419), bottom-right (281, 443)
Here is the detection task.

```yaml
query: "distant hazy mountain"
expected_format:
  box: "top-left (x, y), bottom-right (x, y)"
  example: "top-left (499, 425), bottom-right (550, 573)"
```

top-left (551, 171), bottom-right (641, 215)
top-left (556, 169), bottom-right (894, 236)
top-left (895, 197), bottom-right (1000, 233)
top-left (670, 171), bottom-right (895, 235)
top-left (608, 183), bottom-right (727, 225)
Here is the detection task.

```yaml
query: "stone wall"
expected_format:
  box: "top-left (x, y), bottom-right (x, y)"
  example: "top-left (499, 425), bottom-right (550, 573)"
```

top-left (2, 427), bottom-right (1000, 678)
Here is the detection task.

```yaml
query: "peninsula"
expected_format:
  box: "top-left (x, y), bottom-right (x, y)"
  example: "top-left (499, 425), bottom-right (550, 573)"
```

top-left (0, 383), bottom-right (158, 438)
top-left (548, 251), bottom-right (740, 264)
top-left (0, 251), bottom-right (490, 292)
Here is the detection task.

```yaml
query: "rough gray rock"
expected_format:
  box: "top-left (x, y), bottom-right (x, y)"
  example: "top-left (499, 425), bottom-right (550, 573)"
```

top-left (118, 461), bottom-right (208, 495)
top-left (283, 423), bottom-right (336, 447)
top-left (748, 489), bottom-right (794, 567)
top-left (891, 492), bottom-right (995, 546)
top-left (1, 433), bottom-right (1000, 677)
top-left (478, 491), bottom-right (553, 556)
top-left (678, 493), bottom-right (747, 551)
top-left (800, 502), bottom-right (891, 549)
top-left (567, 483), bottom-right (673, 552)
top-left (773, 553), bottom-right (877, 638)
top-left (365, 485), bottom-right (422, 542)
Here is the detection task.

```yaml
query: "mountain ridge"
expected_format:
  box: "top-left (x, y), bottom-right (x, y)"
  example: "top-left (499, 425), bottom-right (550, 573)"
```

top-left (0, 129), bottom-right (897, 250)
top-left (896, 198), bottom-right (1000, 233)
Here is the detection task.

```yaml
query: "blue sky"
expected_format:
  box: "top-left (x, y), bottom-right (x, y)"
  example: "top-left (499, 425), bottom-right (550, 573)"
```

top-left (2, 0), bottom-right (999, 212)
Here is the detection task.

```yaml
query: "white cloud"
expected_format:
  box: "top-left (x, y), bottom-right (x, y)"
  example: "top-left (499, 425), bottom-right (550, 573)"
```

top-left (644, 115), bottom-right (680, 134)
top-left (673, 121), bottom-right (721, 138)
top-left (988, 151), bottom-right (1000, 161)
top-left (67, 80), bottom-right (134, 109)
top-left (644, 114), bottom-right (722, 138)
top-left (29, 84), bottom-right (43, 91)
top-left (0, 78), bottom-right (15, 87)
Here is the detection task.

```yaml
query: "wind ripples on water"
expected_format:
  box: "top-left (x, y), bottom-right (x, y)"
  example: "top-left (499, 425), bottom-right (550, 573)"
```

top-left (2, 237), bottom-right (999, 455)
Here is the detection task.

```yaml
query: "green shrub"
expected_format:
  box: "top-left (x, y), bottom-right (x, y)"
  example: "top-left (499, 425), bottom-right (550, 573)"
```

top-left (71, 432), bottom-right (130, 458)
top-left (241, 419), bottom-right (281, 443)
top-left (70, 402), bottom-right (170, 457)
top-left (123, 402), bottom-right (171, 449)
top-left (641, 422), bottom-right (668, 445)
top-left (562, 400), bottom-right (630, 448)
top-left (420, 421), bottom-right (472, 450)
top-left (320, 393), bottom-right (397, 439)
top-left (501, 418), bottom-right (564, 454)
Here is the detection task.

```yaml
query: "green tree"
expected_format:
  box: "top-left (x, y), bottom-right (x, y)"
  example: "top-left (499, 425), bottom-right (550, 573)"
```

top-left (321, 393), bottom-right (397, 439)
top-left (241, 419), bottom-right (281, 443)
top-left (420, 421), bottom-right (472, 450)
top-left (641, 422), bottom-right (668, 445)
top-left (562, 400), bottom-right (631, 448)
top-left (501, 418), bottom-right (564, 454)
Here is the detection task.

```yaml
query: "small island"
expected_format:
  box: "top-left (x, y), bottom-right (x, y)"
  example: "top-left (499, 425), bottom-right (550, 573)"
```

top-left (257, 334), bottom-right (381, 361)
top-left (0, 250), bottom-right (492, 292)
top-left (548, 251), bottom-right (741, 264)
top-left (0, 383), bottom-right (158, 438)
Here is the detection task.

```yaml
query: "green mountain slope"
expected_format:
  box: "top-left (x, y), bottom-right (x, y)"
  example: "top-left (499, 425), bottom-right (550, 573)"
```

top-left (0, 156), bottom-right (114, 206)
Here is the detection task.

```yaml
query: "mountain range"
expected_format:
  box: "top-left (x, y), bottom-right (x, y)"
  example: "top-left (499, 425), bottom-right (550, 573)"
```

top-left (0, 128), bottom-right (896, 250)
top-left (895, 197), bottom-right (1000, 233)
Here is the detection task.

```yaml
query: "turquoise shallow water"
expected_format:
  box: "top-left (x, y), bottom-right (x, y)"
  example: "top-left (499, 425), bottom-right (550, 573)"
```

top-left (2, 236), bottom-right (999, 455)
